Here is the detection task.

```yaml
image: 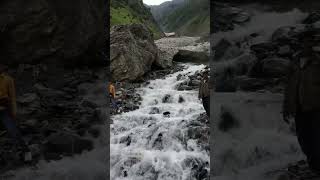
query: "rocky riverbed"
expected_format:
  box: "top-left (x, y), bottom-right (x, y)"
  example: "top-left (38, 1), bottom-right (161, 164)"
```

top-left (211, 2), bottom-right (320, 180)
top-left (0, 65), bottom-right (108, 174)
top-left (0, 21), bottom-right (211, 178)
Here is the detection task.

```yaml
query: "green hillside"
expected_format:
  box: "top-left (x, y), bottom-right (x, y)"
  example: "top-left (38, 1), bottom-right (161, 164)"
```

top-left (158, 0), bottom-right (210, 36)
top-left (110, 0), bottom-right (164, 39)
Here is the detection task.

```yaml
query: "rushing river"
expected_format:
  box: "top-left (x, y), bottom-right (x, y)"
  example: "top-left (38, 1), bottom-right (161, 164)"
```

top-left (110, 64), bottom-right (209, 180)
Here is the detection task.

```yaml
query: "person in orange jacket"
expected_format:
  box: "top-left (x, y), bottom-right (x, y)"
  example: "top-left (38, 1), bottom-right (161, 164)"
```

top-left (108, 82), bottom-right (118, 112)
top-left (0, 64), bottom-right (28, 152)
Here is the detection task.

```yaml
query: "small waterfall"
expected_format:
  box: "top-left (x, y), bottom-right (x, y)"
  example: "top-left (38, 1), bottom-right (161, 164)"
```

top-left (110, 64), bottom-right (209, 180)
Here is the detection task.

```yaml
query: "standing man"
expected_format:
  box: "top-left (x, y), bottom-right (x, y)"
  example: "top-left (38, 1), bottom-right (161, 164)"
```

top-left (283, 29), bottom-right (320, 173)
top-left (108, 81), bottom-right (119, 112)
top-left (0, 64), bottom-right (29, 153)
top-left (199, 71), bottom-right (210, 117)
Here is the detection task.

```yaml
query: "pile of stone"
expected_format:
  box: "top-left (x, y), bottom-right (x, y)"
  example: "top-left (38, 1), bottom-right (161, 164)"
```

top-left (176, 67), bottom-right (209, 91)
top-left (212, 2), bottom-right (251, 33)
top-left (214, 11), bottom-right (320, 92)
top-left (0, 64), bottom-right (107, 172)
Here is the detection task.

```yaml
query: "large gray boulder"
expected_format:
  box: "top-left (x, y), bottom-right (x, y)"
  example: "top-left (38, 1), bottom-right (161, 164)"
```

top-left (212, 2), bottom-right (250, 33)
top-left (173, 50), bottom-right (209, 64)
top-left (110, 24), bottom-right (159, 82)
top-left (45, 132), bottom-right (93, 155)
top-left (156, 49), bottom-right (174, 69)
top-left (271, 24), bottom-right (306, 42)
top-left (261, 57), bottom-right (290, 78)
top-left (303, 11), bottom-right (320, 24)
top-left (0, 0), bottom-right (105, 67)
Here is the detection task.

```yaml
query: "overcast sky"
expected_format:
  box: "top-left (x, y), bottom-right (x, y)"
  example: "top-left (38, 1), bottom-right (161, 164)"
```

top-left (143, 0), bottom-right (171, 5)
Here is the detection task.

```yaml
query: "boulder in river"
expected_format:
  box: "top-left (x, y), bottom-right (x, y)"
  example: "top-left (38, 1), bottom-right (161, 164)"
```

top-left (178, 95), bottom-right (185, 103)
top-left (251, 42), bottom-right (278, 60)
top-left (173, 50), bottom-right (209, 64)
top-left (218, 105), bottom-right (240, 132)
top-left (271, 24), bottom-right (306, 42)
top-left (261, 57), bottom-right (290, 78)
top-left (213, 38), bottom-right (232, 61)
top-left (110, 24), bottom-right (158, 82)
top-left (156, 49), bottom-right (173, 69)
top-left (45, 132), bottom-right (93, 155)
top-left (162, 94), bottom-right (172, 103)
top-left (149, 107), bottom-right (160, 114)
top-left (236, 76), bottom-right (269, 91)
top-left (303, 11), bottom-right (320, 24)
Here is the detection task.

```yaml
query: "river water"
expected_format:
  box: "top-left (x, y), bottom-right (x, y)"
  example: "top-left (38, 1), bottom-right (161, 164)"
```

top-left (110, 63), bottom-right (209, 180)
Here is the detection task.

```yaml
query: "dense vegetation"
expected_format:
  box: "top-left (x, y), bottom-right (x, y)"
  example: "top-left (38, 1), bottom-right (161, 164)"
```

top-left (110, 0), bottom-right (163, 39)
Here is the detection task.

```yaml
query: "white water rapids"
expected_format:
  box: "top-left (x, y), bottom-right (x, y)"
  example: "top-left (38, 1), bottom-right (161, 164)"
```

top-left (110, 64), bottom-right (209, 180)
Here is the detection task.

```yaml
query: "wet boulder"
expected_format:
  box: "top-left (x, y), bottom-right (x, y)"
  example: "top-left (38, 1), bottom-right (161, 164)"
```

top-left (271, 24), bottom-right (306, 42)
top-left (163, 111), bottom-right (171, 118)
top-left (152, 133), bottom-right (163, 150)
top-left (120, 135), bottom-right (132, 146)
top-left (17, 93), bottom-right (41, 115)
top-left (189, 79), bottom-right (201, 87)
top-left (45, 132), bottom-right (93, 155)
top-left (177, 84), bottom-right (194, 91)
top-left (173, 50), bottom-right (209, 64)
top-left (215, 67), bottom-right (237, 92)
top-left (162, 94), bottom-right (172, 103)
top-left (277, 45), bottom-right (292, 57)
top-left (212, 2), bottom-right (250, 33)
top-left (236, 76), bottom-right (269, 91)
top-left (178, 95), bottom-right (185, 103)
top-left (218, 105), bottom-right (240, 132)
top-left (222, 53), bottom-right (258, 76)
top-left (213, 38), bottom-right (232, 61)
top-left (261, 57), bottom-right (290, 78)
top-left (303, 11), bottom-right (320, 24)
top-left (251, 42), bottom-right (278, 60)
top-left (271, 26), bottom-right (293, 41)
top-left (149, 107), bottom-right (160, 114)
top-left (232, 11), bottom-right (250, 23)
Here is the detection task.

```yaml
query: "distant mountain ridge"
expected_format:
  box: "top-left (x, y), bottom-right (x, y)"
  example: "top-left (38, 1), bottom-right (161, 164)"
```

top-left (110, 0), bottom-right (164, 39)
top-left (149, 0), bottom-right (209, 37)
top-left (148, 0), bottom-right (185, 24)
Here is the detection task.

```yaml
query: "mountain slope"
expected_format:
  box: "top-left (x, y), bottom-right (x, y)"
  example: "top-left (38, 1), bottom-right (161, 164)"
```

top-left (150, 0), bottom-right (210, 36)
top-left (110, 0), bottom-right (164, 39)
top-left (149, 0), bottom-right (185, 24)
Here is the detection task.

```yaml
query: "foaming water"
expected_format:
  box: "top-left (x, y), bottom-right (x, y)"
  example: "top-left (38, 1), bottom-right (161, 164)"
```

top-left (212, 92), bottom-right (302, 179)
top-left (110, 64), bottom-right (209, 180)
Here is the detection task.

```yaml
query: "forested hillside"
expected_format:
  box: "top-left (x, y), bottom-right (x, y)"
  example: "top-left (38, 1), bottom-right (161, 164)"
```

top-left (110, 0), bottom-right (164, 39)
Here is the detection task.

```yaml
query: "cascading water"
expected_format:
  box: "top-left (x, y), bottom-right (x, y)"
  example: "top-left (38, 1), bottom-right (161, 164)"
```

top-left (110, 64), bottom-right (209, 180)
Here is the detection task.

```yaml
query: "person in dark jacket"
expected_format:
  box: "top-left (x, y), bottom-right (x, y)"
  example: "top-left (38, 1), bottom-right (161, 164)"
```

top-left (199, 71), bottom-right (211, 117)
top-left (283, 29), bottom-right (320, 172)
